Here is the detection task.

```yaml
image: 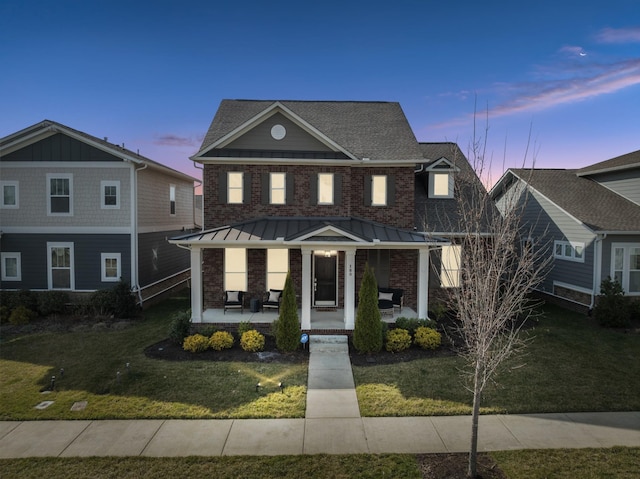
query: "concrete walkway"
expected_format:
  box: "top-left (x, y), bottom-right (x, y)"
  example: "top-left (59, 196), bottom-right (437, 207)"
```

top-left (1, 335), bottom-right (639, 458)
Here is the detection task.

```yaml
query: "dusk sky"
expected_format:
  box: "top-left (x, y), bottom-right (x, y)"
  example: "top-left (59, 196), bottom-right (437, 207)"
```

top-left (2, 1), bottom-right (639, 186)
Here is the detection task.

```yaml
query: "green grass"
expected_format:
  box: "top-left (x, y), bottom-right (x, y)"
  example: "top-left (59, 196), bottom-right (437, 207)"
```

top-left (0, 448), bottom-right (637, 478)
top-left (0, 294), bottom-right (307, 419)
top-left (353, 304), bottom-right (640, 416)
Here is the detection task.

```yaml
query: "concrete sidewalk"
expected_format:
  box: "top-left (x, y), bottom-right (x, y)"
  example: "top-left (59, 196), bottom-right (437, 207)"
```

top-left (1, 412), bottom-right (639, 458)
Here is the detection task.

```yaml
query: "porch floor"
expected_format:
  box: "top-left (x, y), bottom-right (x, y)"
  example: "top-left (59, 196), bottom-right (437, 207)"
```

top-left (200, 307), bottom-right (417, 330)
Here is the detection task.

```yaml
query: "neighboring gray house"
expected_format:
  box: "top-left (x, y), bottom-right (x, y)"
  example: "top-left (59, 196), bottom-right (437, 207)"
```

top-left (169, 100), bottom-right (488, 329)
top-left (0, 120), bottom-right (198, 303)
top-left (491, 150), bottom-right (640, 310)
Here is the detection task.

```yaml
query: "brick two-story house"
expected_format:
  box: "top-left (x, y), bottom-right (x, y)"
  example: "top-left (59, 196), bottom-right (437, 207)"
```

top-left (171, 100), bottom-right (479, 329)
top-left (0, 120), bottom-right (198, 303)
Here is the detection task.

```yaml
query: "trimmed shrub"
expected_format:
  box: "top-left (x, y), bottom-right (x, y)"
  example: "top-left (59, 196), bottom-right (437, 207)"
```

top-left (183, 334), bottom-right (210, 353)
top-left (17, 290), bottom-right (38, 313)
top-left (595, 277), bottom-right (630, 328)
top-left (9, 305), bottom-right (37, 325)
top-left (169, 310), bottom-right (192, 345)
top-left (395, 317), bottom-right (437, 336)
top-left (209, 331), bottom-right (234, 351)
top-left (241, 329), bottom-right (265, 352)
top-left (37, 291), bottom-right (69, 317)
top-left (414, 326), bottom-right (442, 350)
top-left (275, 272), bottom-right (301, 352)
top-left (385, 328), bottom-right (412, 353)
top-left (87, 289), bottom-right (114, 317)
top-left (353, 263), bottom-right (383, 353)
top-left (111, 280), bottom-right (139, 319)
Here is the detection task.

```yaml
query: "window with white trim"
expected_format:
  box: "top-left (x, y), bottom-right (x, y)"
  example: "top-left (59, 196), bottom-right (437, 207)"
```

top-left (47, 174), bottom-right (73, 215)
top-left (101, 181), bottom-right (120, 209)
top-left (430, 172), bottom-right (453, 198)
top-left (1, 253), bottom-right (21, 281)
top-left (101, 253), bottom-right (121, 282)
top-left (169, 184), bottom-right (176, 215)
top-left (47, 242), bottom-right (74, 290)
top-left (612, 243), bottom-right (640, 294)
top-left (318, 173), bottom-right (334, 205)
top-left (225, 248), bottom-right (247, 291)
top-left (270, 172), bottom-right (286, 205)
top-left (267, 249), bottom-right (288, 290)
top-left (1, 181), bottom-right (19, 209)
top-left (371, 175), bottom-right (387, 206)
top-left (440, 244), bottom-right (461, 287)
top-left (227, 172), bottom-right (243, 204)
top-left (554, 240), bottom-right (584, 262)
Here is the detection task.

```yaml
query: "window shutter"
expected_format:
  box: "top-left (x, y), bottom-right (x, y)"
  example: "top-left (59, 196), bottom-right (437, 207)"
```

top-left (363, 175), bottom-right (372, 206)
top-left (243, 172), bottom-right (252, 204)
top-left (286, 172), bottom-right (295, 205)
top-left (261, 173), bottom-right (269, 205)
top-left (218, 172), bottom-right (227, 204)
top-left (387, 175), bottom-right (395, 206)
top-left (309, 173), bottom-right (318, 205)
top-left (334, 174), bottom-right (342, 206)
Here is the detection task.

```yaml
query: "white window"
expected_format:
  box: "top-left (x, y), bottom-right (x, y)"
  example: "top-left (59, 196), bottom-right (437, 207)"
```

top-left (612, 243), bottom-right (640, 294)
top-left (228, 172), bottom-right (244, 204)
top-left (441, 245), bottom-right (461, 288)
top-left (47, 174), bottom-right (73, 215)
top-left (101, 181), bottom-right (120, 209)
top-left (225, 248), bottom-right (247, 291)
top-left (554, 240), bottom-right (584, 262)
top-left (1, 181), bottom-right (19, 209)
top-left (318, 173), bottom-right (334, 205)
top-left (270, 172), bottom-right (286, 205)
top-left (101, 253), bottom-right (121, 282)
top-left (1, 253), bottom-right (21, 281)
top-left (47, 242), bottom-right (74, 290)
top-left (371, 175), bottom-right (387, 206)
top-left (170, 184), bottom-right (176, 215)
top-left (430, 172), bottom-right (453, 198)
top-left (267, 249), bottom-right (289, 290)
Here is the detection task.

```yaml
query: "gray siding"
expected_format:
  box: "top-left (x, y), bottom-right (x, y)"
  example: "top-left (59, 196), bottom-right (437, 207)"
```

top-left (0, 233), bottom-right (131, 291)
top-left (2, 133), bottom-right (123, 162)
top-left (589, 170), bottom-right (640, 206)
top-left (138, 230), bottom-right (190, 287)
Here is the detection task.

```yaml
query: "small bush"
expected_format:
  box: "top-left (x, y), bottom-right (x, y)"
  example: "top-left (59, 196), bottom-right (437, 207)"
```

top-left (414, 326), bottom-right (442, 350)
top-left (0, 305), bottom-right (10, 323)
top-left (241, 329), bottom-right (265, 352)
top-left (37, 291), bottom-right (69, 317)
top-left (8, 305), bottom-right (37, 325)
top-left (385, 328), bottom-right (412, 353)
top-left (87, 289), bottom-right (114, 317)
top-left (237, 321), bottom-right (253, 337)
top-left (169, 310), bottom-right (192, 345)
top-left (395, 317), bottom-right (437, 336)
top-left (209, 331), bottom-right (234, 351)
top-left (111, 280), bottom-right (139, 319)
top-left (595, 277), bottom-right (630, 328)
top-left (183, 334), bottom-right (210, 353)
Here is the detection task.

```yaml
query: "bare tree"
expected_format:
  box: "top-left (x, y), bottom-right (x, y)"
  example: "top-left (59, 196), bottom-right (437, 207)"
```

top-left (430, 115), bottom-right (550, 478)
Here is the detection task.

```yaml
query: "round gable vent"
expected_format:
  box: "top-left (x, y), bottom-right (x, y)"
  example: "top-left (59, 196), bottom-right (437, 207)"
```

top-left (271, 124), bottom-right (286, 140)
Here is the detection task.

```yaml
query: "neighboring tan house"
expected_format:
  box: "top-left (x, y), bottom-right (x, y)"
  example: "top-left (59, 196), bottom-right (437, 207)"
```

top-left (0, 120), bottom-right (198, 303)
top-left (170, 100), bottom-right (487, 330)
top-left (491, 150), bottom-right (640, 310)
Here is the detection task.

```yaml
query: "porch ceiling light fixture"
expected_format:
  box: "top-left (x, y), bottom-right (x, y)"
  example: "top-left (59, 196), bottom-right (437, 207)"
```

top-left (324, 251), bottom-right (331, 257)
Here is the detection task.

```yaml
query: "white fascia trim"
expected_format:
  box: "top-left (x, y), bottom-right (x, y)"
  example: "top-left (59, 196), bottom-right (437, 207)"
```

top-left (0, 128), bottom-right (58, 155)
top-left (425, 157), bottom-right (460, 172)
top-left (1, 161), bottom-right (131, 169)
top-left (576, 162), bottom-right (640, 177)
top-left (168, 238), bottom-right (443, 249)
top-left (553, 280), bottom-right (594, 295)
top-left (138, 225), bottom-right (196, 234)
top-left (192, 157), bottom-right (424, 167)
top-left (1, 226), bottom-right (131, 234)
top-left (289, 225), bottom-right (367, 243)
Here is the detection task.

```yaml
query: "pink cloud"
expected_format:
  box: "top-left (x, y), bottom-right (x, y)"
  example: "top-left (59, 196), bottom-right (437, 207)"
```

top-left (595, 27), bottom-right (640, 44)
top-left (154, 134), bottom-right (199, 147)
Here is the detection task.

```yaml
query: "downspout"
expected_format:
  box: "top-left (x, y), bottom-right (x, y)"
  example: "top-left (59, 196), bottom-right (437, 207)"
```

top-left (590, 233), bottom-right (606, 311)
top-left (132, 162), bottom-right (148, 305)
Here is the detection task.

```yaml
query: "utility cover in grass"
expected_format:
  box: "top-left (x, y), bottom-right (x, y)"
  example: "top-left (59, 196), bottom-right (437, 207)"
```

top-left (71, 401), bottom-right (88, 411)
top-left (35, 401), bottom-right (54, 410)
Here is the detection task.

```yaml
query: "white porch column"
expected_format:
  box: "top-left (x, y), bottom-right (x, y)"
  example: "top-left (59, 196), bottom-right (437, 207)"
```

top-left (417, 247), bottom-right (430, 319)
top-left (301, 248), bottom-right (312, 330)
top-left (190, 247), bottom-right (203, 323)
top-left (344, 248), bottom-right (356, 329)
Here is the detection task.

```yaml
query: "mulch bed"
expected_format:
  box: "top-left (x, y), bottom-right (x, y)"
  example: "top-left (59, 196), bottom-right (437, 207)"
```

top-left (417, 453), bottom-right (508, 479)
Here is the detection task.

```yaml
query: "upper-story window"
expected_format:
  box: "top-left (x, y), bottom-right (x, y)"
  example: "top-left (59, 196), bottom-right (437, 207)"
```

top-left (371, 175), bottom-right (387, 206)
top-left (170, 185), bottom-right (176, 215)
top-left (47, 174), bottom-right (73, 216)
top-left (101, 181), bottom-right (120, 209)
top-left (430, 172), bottom-right (453, 198)
top-left (270, 172), bottom-right (286, 205)
top-left (228, 172), bottom-right (244, 204)
top-left (1, 181), bottom-right (19, 209)
top-left (554, 240), bottom-right (584, 262)
top-left (318, 173), bottom-right (334, 205)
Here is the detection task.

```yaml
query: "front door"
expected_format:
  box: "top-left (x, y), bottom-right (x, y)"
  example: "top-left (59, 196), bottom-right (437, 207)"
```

top-left (314, 252), bottom-right (337, 306)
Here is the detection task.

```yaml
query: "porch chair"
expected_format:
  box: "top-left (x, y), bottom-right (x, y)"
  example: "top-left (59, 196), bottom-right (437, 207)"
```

top-left (378, 287), bottom-right (404, 316)
top-left (262, 289), bottom-right (283, 313)
top-left (223, 290), bottom-right (245, 314)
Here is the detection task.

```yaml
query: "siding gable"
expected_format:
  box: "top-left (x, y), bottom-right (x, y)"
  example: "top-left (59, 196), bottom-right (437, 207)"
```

top-left (2, 133), bottom-right (124, 162)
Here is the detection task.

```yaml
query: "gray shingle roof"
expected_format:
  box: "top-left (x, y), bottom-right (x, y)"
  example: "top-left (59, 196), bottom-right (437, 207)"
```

top-left (509, 168), bottom-right (640, 232)
top-left (197, 100), bottom-right (425, 162)
top-left (577, 149), bottom-right (640, 176)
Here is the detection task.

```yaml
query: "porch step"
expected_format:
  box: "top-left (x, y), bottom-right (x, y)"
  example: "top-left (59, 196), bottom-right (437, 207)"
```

top-left (309, 335), bottom-right (349, 353)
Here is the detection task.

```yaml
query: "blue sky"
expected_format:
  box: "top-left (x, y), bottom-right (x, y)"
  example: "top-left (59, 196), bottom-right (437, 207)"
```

top-left (1, 0), bottom-right (639, 185)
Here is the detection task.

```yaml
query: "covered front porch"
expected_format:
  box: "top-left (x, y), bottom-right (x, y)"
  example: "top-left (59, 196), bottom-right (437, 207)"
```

top-left (201, 305), bottom-right (418, 331)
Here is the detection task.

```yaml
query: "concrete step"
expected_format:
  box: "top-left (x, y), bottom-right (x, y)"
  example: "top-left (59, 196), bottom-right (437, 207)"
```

top-left (309, 335), bottom-right (349, 353)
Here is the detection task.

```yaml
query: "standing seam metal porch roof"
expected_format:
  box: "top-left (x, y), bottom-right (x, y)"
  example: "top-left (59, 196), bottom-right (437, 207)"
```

top-left (170, 217), bottom-right (447, 245)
